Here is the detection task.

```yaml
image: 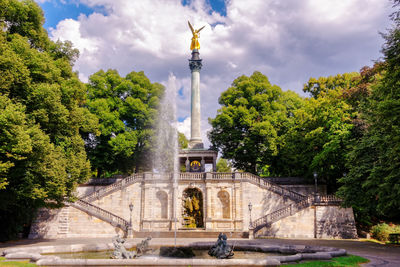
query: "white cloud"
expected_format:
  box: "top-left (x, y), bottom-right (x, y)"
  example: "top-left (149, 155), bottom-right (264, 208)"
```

top-left (177, 117), bottom-right (191, 140)
top-left (48, 0), bottom-right (392, 148)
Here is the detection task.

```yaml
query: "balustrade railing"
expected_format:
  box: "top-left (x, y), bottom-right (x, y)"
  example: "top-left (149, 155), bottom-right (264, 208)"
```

top-left (70, 199), bottom-right (130, 231)
top-left (82, 173), bottom-right (143, 202)
top-left (180, 172), bottom-right (204, 179)
top-left (235, 172), bottom-right (305, 202)
top-left (252, 195), bottom-right (342, 233)
top-left (212, 172), bottom-right (234, 179)
top-left (82, 172), bottom-right (307, 203)
top-left (317, 194), bottom-right (342, 204)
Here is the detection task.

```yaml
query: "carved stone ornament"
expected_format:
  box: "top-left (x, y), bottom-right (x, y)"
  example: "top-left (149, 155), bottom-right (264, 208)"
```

top-left (189, 60), bottom-right (202, 71)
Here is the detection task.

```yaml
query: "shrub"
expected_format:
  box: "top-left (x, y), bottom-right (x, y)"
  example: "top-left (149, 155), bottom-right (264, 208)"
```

top-left (370, 223), bottom-right (400, 241)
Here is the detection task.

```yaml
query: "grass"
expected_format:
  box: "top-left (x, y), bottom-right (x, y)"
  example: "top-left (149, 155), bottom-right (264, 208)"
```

top-left (284, 255), bottom-right (369, 266)
top-left (0, 254), bottom-right (369, 267)
top-left (0, 257), bottom-right (37, 267)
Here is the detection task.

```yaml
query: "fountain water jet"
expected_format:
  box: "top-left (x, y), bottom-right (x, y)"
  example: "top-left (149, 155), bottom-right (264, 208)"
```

top-left (153, 73), bottom-right (179, 246)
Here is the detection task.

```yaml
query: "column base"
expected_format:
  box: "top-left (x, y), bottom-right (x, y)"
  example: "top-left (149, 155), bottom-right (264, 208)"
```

top-left (248, 227), bottom-right (255, 240)
top-left (189, 140), bottom-right (204, 149)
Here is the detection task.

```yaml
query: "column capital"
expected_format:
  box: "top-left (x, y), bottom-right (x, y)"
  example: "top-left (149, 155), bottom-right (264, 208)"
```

top-left (189, 59), bottom-right (202, 72)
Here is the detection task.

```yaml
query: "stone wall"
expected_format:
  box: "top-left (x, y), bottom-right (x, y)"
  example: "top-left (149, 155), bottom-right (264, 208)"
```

top-left (66, 206), bottom-right (122, 238)
top-left (256, 205), bottom-right (358, 239)
top-left (260, 207), bottom-right (315, 239)
top-left (29, 208), bottom-right (62, 239)
top-left (242, 182), bottom-right (296, 231)
top-left (316, 206), bottom-right (357, 239)
top-left (29, 175), bottom-right (357, 239)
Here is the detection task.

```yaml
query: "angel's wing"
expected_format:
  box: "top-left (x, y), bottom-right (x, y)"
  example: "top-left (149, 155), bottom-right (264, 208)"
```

top-left (197, 25), bottom-right (205, 33)
top-left (188, 21), bottom-right (195, 35)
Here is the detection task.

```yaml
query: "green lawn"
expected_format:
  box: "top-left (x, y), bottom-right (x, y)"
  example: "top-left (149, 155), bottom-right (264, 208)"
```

top-left (0, 257), bottom-right (36, 267)
top-left (0, 254), bottom-right (369, 266)
top-left (285, 255), bottom-right (369, 266)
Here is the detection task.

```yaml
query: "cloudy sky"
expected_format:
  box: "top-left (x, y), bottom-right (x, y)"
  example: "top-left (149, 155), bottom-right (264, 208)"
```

top-left (36, 0), bottom-right (393, 147)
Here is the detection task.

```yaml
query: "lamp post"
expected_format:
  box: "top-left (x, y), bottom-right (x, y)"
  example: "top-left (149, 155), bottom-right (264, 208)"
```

top-left (248, 202), bottom-right (253, 228)
top-left (128, 203), bottom-right (133, 237)
top-left (248, 202), bottom-right (254, 239)
top-left (313, 172), bottom-right (318, 203)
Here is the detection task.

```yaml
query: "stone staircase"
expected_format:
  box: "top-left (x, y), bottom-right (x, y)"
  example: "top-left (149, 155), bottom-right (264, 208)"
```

top-left (73, 172), bottom-right (308, 237)
top-left (232, 172), bottom-right (305, 202)
top-left (252, 195), bottom-right (343, 234)
top-left (68, 199), bottom-right (130, 234)
top-left (57, 206), bottom-right (70, 236)
top-left (81, 173), bottom-right (143, 202)
top-left (69, 172), bottom-right (341, 238)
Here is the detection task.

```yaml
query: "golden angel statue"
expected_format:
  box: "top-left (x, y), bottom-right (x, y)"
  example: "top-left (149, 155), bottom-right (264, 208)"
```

top-left (188, 21), bottom-right (205, 50)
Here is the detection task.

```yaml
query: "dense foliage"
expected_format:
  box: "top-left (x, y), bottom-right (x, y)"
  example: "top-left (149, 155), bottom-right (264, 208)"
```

top-left (370, 223), bottom-right (400, 242)
top-left (337, 21), bottom-right (400, 222)
top-left (85, 69), bottom-right (163, 177)
top-left (208, 71), bottom-right (304, 174)
top-left (276, 74), bottom-right (358, 191)
top-left (0, 0), bottom-right (98, 240)
top-left (216, 158), bottom-right (232, 172)
top-left (209, 3), bottom-right (400, 221)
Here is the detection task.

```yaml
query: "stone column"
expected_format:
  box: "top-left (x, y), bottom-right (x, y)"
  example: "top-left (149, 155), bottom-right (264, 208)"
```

top-left (205, 183), bottom-right (213, 229)
top-left (189, 49), bottom-right (203, 149)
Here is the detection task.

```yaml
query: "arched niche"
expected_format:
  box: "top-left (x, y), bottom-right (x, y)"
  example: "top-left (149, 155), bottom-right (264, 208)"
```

top-left (156, 190), bottom-right (168, 219)
top-left (218, 190), bottom-right (230, 219)
top-left (182, 187), bottom-right (204, 228)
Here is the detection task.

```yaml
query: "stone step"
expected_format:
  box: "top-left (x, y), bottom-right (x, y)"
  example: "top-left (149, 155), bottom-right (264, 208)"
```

top-left (134, 231), bottom-right (246, 238)
top-left (58, 207), bottom-right (70, 235)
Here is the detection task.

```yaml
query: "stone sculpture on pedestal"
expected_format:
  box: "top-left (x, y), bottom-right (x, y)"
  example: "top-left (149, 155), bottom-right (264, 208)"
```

top-left (208, 233), bottom-right (234, 259)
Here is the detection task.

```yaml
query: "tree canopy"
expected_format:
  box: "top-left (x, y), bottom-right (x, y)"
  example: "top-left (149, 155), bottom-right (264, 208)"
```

top-left (85, 69), bottom-right (163, 176)
top-left (216, 158), bottom-right (232, 172)
top-left (208, 71), bottom-right (304, 174)
top-left (337, 10), bottom-right (400, 222)
top-left (0, 0), bottom-right (98, 240)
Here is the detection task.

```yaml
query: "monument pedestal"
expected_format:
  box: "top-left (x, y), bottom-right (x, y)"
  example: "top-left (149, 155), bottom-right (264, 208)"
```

top-left (179, 148), bottom-right (217, 172)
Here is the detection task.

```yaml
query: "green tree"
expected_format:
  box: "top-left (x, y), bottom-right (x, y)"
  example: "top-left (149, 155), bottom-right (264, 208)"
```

top-left (303, 73), bottom-right (359, 98)
top-left (208, 71), bottom-right (303, 174)
top-left (0, 0), bottom-right (98, 240)
top-left (216, 158), bottom-right (232, 172)
top-left (178, 132), bottom-right (188, 149)
top-left (338, 5), bottom-right (400, 222)
top-left (85, 69), bottom-right (163, 177)
top-left (279, 86), bottom-right (355, 191)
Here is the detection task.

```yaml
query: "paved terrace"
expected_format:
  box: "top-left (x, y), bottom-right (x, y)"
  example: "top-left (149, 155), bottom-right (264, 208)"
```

top-left (1, 237), bottom-right (399, 266)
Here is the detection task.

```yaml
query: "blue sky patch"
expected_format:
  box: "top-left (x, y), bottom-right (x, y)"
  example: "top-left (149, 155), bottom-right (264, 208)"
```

top-left (181, 0), bottom-right (226, 17)
top-left (178, 116), bottom-right (188, 122)
top-left (178, 86), bottom-right (185, 98)
top-left (38, 1), bottom-right (107, 30)
top-left (207, 0), bottom-right (227, 17)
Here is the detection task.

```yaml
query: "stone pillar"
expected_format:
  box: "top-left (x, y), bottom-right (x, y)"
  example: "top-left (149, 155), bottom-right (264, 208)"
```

top-left (171, 182), bottom-right (179, 231)
top-left (205, 184), bottom-right (213, 229)
top-left (213, 156), bottom-right (217, 172)
top-left (140, 182), bottom-right (145, 231)
top-left (185, 158), bottom-right (190, 172)
top-left (249, 226), bottom-right (255, 240)
top-left (189, 49), bottom-right (203, 149)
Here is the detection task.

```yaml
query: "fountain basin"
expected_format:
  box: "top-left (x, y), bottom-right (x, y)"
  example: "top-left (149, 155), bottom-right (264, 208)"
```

top-left (2, 241), bottom-right (347, 266)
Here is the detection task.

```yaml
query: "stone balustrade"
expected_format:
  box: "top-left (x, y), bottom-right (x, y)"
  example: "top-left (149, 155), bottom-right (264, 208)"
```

top-left (69, 199), bottom-right (130, 232)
